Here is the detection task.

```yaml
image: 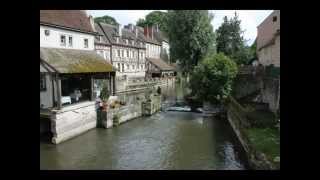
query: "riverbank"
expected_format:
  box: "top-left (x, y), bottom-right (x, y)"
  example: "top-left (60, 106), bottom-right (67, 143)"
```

top-left (226, 96), bottom-right (280, 169)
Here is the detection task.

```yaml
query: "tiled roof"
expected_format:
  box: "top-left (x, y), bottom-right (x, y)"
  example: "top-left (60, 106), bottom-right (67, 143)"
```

top-left (40, 10), bottom-right (95, 33)
top-left (40, 48), bottom-right (115, 73)
top-left (137, 26), bottom-right (162, 45)
top-left (94, 23), bottom-right (111, 45)
top-left (97, 22), bottom-right (145, 49)
top-left (146, 58), bottom-right (175, 71)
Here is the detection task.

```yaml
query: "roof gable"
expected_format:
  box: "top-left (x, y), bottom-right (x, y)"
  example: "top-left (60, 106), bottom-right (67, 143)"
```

top-left (40, 10), bottom-right (95, 34)
top-left (147, 58), bottom-right (175, 71)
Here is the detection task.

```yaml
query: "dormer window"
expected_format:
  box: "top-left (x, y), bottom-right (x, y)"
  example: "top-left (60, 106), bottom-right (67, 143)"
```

top-left (116, 37), bottom-right (119, 43)
top-left (96, 36), bottom-right (101, 42)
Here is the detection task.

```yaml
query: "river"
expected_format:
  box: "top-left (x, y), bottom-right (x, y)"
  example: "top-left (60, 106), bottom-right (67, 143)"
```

top-left (40, 81), bottom-right (248, 170)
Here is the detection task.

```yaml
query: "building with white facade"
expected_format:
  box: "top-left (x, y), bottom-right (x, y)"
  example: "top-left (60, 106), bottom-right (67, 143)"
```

top-left (40, 10), bottom-right (116, 144)
top-left (141, 25), bottom-right (175, 78)
top-left (93, 22), bottom-right (111, 63)
top-left (95, 22), bottom-right (147, 79)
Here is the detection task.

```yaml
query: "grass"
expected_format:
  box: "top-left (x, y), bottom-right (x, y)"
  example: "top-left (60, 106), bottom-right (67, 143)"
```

top-left (246, 127), bottom-right (280, 165)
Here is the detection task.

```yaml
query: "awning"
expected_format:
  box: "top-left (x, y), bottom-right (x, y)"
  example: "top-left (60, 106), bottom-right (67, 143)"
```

top-left (146, 58), bottom-right (175, 71)
top-left (40, 47), bottom-right (115, 74)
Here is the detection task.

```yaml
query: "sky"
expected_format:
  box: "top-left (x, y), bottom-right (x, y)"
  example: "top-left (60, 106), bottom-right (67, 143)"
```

top-left (87, 10), bottom-right (273, 46)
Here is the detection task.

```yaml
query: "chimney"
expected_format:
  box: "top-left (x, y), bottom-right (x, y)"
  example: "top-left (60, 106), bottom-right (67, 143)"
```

top-left (88, 15), bottom-right (96, 32)
top-left (144, 26), bottom-right (149, 38)
top-left (117, 24), bottom-right (122, 37)
top-left (135, 27), bottom-right (138, 38)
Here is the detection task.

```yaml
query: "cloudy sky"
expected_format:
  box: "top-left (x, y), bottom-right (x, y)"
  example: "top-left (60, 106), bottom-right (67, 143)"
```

top-left (87, 10), bottom-right (273, 46)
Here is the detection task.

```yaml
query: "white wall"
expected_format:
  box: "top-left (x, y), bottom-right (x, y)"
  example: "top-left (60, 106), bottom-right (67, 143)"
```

top-left (95, 44), bottom-right (111, 62)
top-left (146, 43), bottom-right (161, 59)
top-left (162, 41), bottom-right (170, 56)
top-left (40, 25), bottom-right (95, 50)
top-left (111, 45), bottom-right (146, 78)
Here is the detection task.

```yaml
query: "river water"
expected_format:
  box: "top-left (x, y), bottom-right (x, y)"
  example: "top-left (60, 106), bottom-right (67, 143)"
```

top-left (40, 81), bottom-right (247, 170)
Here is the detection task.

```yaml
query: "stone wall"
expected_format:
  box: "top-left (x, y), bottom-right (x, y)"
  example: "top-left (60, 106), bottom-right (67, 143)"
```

top-left (227, 97), bottom-right (276, 169)
top-left (50, 101), bottom-right (98, 144)
top-left (142, 94), bottom-right (161, 116)
top-left (103, 93), bottom-right (162, 128)
top-left (261, 78), bottom-right (280, 113)
top-left (233, 74), bottom-right (261, 99)
top-left (103, 102), bottom-right (143, 128)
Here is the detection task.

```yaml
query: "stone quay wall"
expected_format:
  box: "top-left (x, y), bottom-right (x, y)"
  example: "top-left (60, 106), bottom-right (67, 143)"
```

top-left (226, 97), bottom-right (276, 169)
top-left (50, 101), bottom-right (98, 144)
top-left (103, 94), bottom-right (162, 129)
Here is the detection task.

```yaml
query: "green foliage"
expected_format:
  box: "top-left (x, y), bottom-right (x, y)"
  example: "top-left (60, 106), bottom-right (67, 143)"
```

top-left (216, 13), bottom-right (252, 65)
top-left (190, 53), bottom-right (238, 104)
top-left (94, 15), bottom-right (119, 26)
top-left (246, 127), bottom-right (280, 165)
top-left (167, 10), bottom-right (216, 74)
top-left (136, 11), bottom-right (168, 32)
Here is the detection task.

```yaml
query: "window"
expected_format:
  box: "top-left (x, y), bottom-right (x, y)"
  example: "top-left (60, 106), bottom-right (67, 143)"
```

top-left (273, 16), bottom-right (277, 22)
top-left (132, 65), bottom-right (135, 70)
top-left (116, 37), bottom-right (119, 43)
top-left (122, 50), bottom-right (124, 57)
top-left (68, 36), bottom-right (73, 47)
top-left (141, 65), bottom-right (143, 69)
top-left (117, 63), bottom-right (120, 71)
top-left (127, 50), bottom-right (129, 58)
top-left (40, 73), bottom-right (46, 91)
top-left (84, 39), bottom-right (89, 48)
top-left (117, 50), bottom-right (120, 57)
top-left (127, 64), bottom-right (129, 70)
top-left (132, 40), bottom-right (134, 45)
top-left (60, 35), bottom-right (66, 46)
top-left (126, 39), bottom-right (128, 44)
top-left (122, 63), bottom-right (124, 72)
top-left (44, 29), bottom-right (50, 36)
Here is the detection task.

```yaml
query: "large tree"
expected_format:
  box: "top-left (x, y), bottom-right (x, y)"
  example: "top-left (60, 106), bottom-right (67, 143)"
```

top-left (166, 10), bottom-right (216, 75)
top-left (136, 11), bottom-right (168, 32)
top-left (94, 15), bottom-right (119, 26)
top-left (216, 13), bottom-right (250, 65)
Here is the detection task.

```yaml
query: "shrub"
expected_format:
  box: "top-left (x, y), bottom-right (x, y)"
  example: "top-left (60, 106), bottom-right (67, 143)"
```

top-left (190, 53), bottom-right (238, 104)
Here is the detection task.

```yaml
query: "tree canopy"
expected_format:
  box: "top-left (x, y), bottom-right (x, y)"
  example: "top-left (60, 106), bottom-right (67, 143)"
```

top-left (94, 15), bottom-right (119, 26)
top-left (216, 13), bottom-right (251, 65)
top-left (189, 53), bottom-right (238, 104)
top-left (136, 11), bottom-right (168, 32)
top-left (166, 10), bottom-right (216, 74)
